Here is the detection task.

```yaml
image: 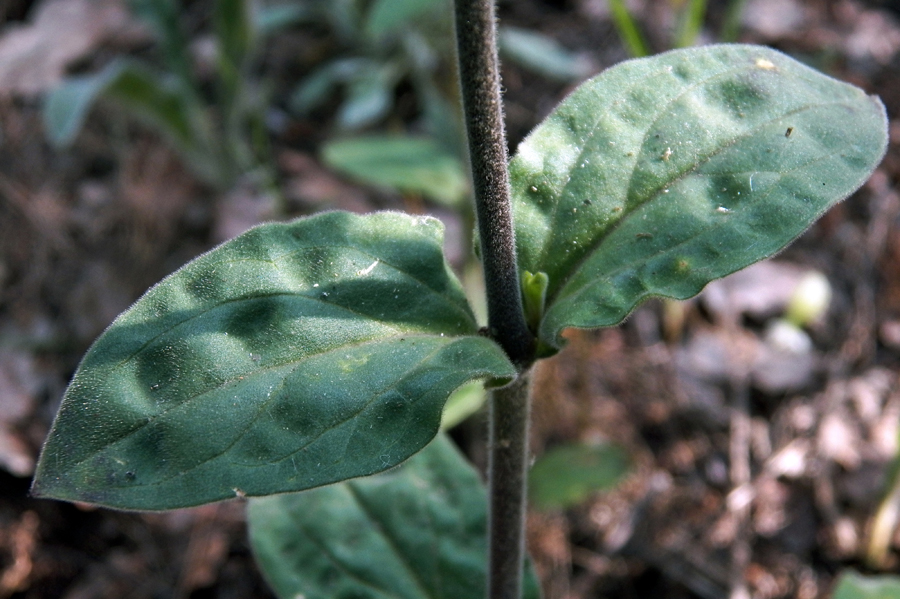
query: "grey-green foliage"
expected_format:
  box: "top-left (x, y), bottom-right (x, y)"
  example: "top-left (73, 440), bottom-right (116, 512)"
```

top-left (249, 434), bottom-right (542, 599)
top-left (44, 59), bottom-right (223, 183)
top-left (498, 26), bottom-right (593, 83)
top-left (44, 0), bottom-right (267, 189)
top-left (510, 45), bottom-right (887, 348)
top-left (32, 212), bottom-right (514, 510)
top-left (290, 0), bottom-right (457, 135)
top-left (529, 441), bottom-right (630, 510)
top-left (322, 135), bottom-right (469, 207)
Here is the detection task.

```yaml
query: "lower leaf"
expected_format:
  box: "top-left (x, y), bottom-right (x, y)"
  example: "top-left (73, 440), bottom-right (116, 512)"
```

top-left (248, 433), bottom-right (542, 599)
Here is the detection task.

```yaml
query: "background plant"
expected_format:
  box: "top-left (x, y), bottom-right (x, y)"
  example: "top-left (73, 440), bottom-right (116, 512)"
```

top-left (609, 0), bottom-right (749, 57)
top-left (43, 0), bottom-right (277, 191)
top-left (29, 2), bottom-right (889, 598)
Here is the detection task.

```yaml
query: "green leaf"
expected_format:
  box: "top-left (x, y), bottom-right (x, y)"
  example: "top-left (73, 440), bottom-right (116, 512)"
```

top-left (214, 0), bottom-right (253, 92)
top-left (833, 571), bottom-right (900, 599)
top-left (44, 60), bottom-right (194, 151)
top-left (337, 66), bottom-right (398, 129)
top-left (499, 26), bottom-right (592, 82)
top-left (323, 135), bottom-right (469, 206)
top-left (522, 271), bottom-right (549, 333)
top-left (248, 433), bottom-right (541, 599)
top-left (32, 212), bottom-right (515, 510)
top-left (254, 4), bottom-right (314, 36)
top-left (127, 0), bottom-right (197, 93)
top-left (510, 44), bottom-right (887, 348)
top-left (43, 59), bottom-right (222, 184)
top-left (607, 0), bottom-right (650, 57)
top-left (365, 0), bottom-right (443, 41)
top-left (215, 0), bottom-right (253, 68)
top-left (529, 441), bottom-right (630, 510)
top-left (290, 58), bottom-right (370, 115)
top-left (674, 0), bottom-right (709, 49)
top-left (440, 380), bottom-right (485, 429)
top-left (43, 69), bottom-right (115, 147)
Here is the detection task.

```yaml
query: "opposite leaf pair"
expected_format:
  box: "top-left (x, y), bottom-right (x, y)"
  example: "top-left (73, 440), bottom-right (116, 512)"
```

top-left (33, 44), bottom-right (886, 514)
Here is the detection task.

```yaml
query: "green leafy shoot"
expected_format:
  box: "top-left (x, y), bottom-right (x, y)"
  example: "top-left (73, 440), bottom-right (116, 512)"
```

top-left (365, 0), bottom-right (445, 42)
top-left (44, 0), bottom-right (272, 190)
top-left (521, 271), bottom-right (549, 334)
top-left (43, 60), bottom-right (222, 184)
top-left (674, 0), bottom-right (709, 49)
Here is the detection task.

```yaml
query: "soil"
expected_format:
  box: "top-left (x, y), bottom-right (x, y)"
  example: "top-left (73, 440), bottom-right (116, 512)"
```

top-left (1, 0), bottom-right (900, 598)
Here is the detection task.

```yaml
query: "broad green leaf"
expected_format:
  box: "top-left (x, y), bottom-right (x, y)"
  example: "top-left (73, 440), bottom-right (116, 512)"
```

top-left (510, 44), bottom-right (887, 347)
top-left (529, 441), bottom-right (630, 510)
top-left (248, 433), bottom-right (541, 599)
top-left (32, 212), bottom-right (515, 510)
top-left (44, 60), bottom-right (194, 151)
top-left (323, 135), bottom-right (469, 206)
top-left (833, 571), bottom-right (900, 599)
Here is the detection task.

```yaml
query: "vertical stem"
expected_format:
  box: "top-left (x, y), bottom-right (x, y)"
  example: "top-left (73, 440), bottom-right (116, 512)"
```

top-left (453, 0), bottom-right (534, 367)
top-left (453, 1), bottom-right (535, 598)
top-left (488, 372), bottom-right (531, 599)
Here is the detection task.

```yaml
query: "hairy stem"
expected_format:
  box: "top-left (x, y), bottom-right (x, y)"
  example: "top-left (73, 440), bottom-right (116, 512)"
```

top-left (453, 1), bottom-right (535, 597)
top-left (453, 0), bottom-right (534, 367)
top-left (488, 372), bottom-right (532, 599)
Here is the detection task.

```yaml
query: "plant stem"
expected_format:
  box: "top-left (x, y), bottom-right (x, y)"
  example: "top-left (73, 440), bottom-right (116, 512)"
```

top-left (488, 371), bottom-right (532, 599)
top-left (453, 0), bottom-right (534, 367)
top-left (453, 1), bottom-right (535, 597)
